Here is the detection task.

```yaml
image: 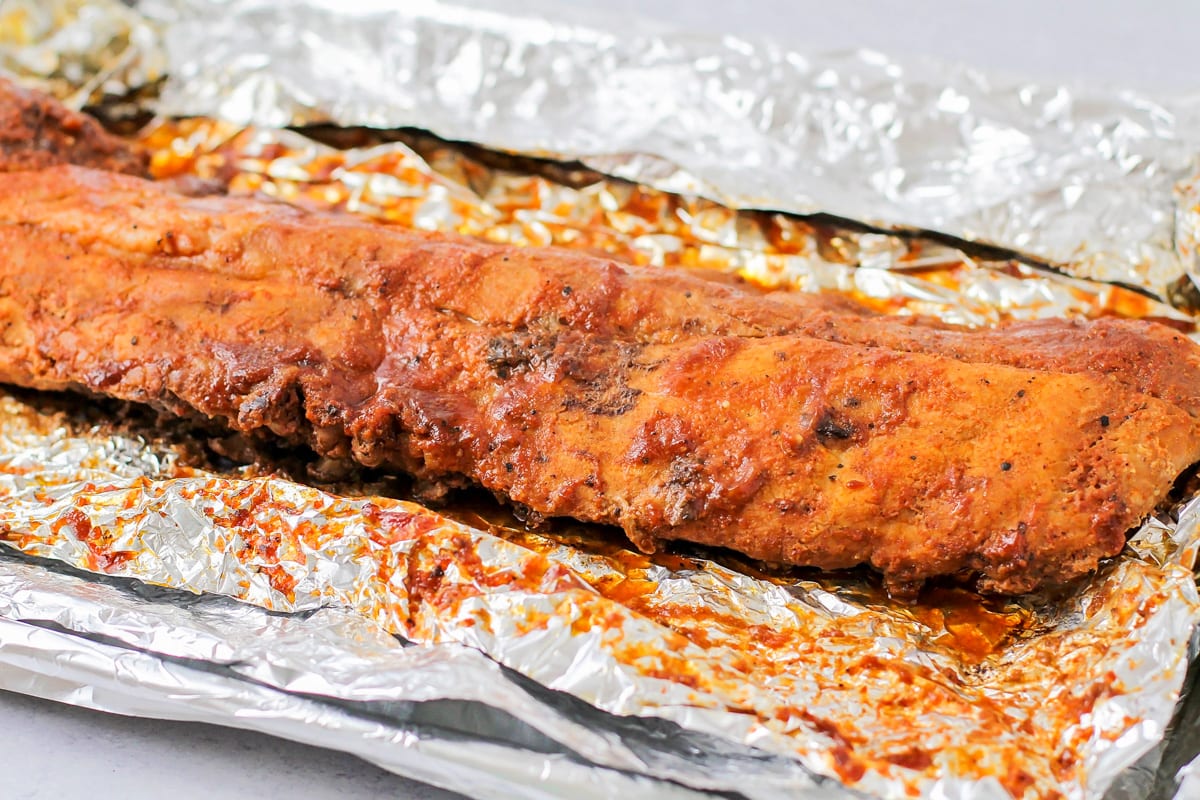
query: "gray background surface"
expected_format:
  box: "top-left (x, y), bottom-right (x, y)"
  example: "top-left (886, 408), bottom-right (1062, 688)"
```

top-left (2, 1), bottom-right (1196, 798)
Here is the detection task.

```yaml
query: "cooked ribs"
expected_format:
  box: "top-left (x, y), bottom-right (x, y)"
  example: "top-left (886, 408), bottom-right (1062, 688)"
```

top-left (0, 78), bottom-right (149, 177)
top-left (0, 163), bottom-right (1197, 594)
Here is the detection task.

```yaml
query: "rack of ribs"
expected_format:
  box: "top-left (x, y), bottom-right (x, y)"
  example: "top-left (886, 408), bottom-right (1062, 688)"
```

top-left (0, 156), bottom-right (1197, 595)
top-left (0, 78), bottom-right (149, 176)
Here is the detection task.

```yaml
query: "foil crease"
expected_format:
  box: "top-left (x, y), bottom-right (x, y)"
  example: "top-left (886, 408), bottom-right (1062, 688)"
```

top-left (136, 117), bottom-right (1189, 327)
top-left (129, 0), bottom-right (1200, 299)
top-left (0, 557), bottom-right (825, 800)
top-left (0, 387), bottom-right (1195, 800)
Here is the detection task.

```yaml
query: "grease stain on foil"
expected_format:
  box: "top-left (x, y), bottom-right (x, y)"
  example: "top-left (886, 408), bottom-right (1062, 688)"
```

top-left (0, 2), bottom-right (1199, 799)
top-left (0, 390), bottom-right (1195, 800)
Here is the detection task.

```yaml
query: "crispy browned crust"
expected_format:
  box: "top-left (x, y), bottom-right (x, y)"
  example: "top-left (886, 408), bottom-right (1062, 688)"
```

top-left (0, 165), bottom-right (1197, 594)
top-left (787, 311), bottom-right (1200, 419)
top-left (0, 77), bottom-right (149, 176)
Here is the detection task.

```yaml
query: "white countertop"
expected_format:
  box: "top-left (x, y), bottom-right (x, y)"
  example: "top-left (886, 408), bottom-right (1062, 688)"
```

top-left (2, 1), bottom-right (1194, 798)
top-left (0, 689), bottom-right (458, 800)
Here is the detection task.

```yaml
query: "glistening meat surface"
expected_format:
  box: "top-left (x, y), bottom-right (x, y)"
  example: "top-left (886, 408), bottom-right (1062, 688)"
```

top-left (0, 165), bottom-right (1198, 594)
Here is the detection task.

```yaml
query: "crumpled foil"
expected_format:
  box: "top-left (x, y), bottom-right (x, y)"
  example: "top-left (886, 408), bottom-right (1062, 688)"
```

top-left (0, 127), bottom-right (1195, 799)
top-left (0, 0), bottom-right (162, 105)
top-left (0, 388), bottom-right (1196, 800)
top-left (2, 2), bottom-right (1200, 799)
top-left (134, 116), bottom-right (1188, 328)
top-left (126, 0), bottom-right (1200, 303)
top-left (8, 0), bottom-right (1200, 316)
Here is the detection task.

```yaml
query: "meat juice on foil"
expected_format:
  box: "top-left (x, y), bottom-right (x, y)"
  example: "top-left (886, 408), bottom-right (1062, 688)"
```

top-left (134, 0), bottom-right (1200, 304)
top-left (2, 1), bottom-right (1200, 799)
top-left (0, 113), bottom-right (1191, 800)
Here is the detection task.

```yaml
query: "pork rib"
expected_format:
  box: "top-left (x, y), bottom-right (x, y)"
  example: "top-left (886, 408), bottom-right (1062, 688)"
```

top-left (0, 77), bottom-right (149, 176)
top-left (0, 165), bottom-right (1197, 593)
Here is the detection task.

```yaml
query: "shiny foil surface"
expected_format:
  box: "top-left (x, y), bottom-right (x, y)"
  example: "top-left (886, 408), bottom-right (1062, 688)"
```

top-left (0, 0), bottom-right (162, 105)
top-left (136, 117), bottom-right (1188, 328)
top-left (131, 0), bottom-right (1200, 302)
top-left (0, 387), bottom-right (1195, 800)
top-left (1, 2), bottom-right (1200, 799)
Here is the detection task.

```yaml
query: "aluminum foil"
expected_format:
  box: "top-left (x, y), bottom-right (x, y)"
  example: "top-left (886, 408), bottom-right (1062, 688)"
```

top-left (135, 116), bottom-right (1190, 328)
top-left (19, 110), bottom-right (1183, 799)
top-left (125, 0), bottom-right (1200, 302)
top-left (2, 2), bottom-right (1200, 799)
top-left (0, 0), bottom-right (162, 105)
top-left (0, 111), bottom-right (1198, 798)
top-left (0, 386), bottom-right (1196, 800)
top-left (9, 0), bottom-right (1200, 314)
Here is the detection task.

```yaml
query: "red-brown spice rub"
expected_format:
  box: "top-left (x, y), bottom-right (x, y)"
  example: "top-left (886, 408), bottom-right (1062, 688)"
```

top-left (0, 77), bottom-right (149, 176)
top-left (0, 166), bottom-right (1198, 593)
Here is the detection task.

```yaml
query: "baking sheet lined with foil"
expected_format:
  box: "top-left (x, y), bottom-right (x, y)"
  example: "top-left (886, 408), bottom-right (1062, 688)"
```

top-left (3, 1), bottom-right (1200, 799)
top-left (0, 382), bottom-right (1196, 800)
top-left (0, 123), bottom-right (1191, 800)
